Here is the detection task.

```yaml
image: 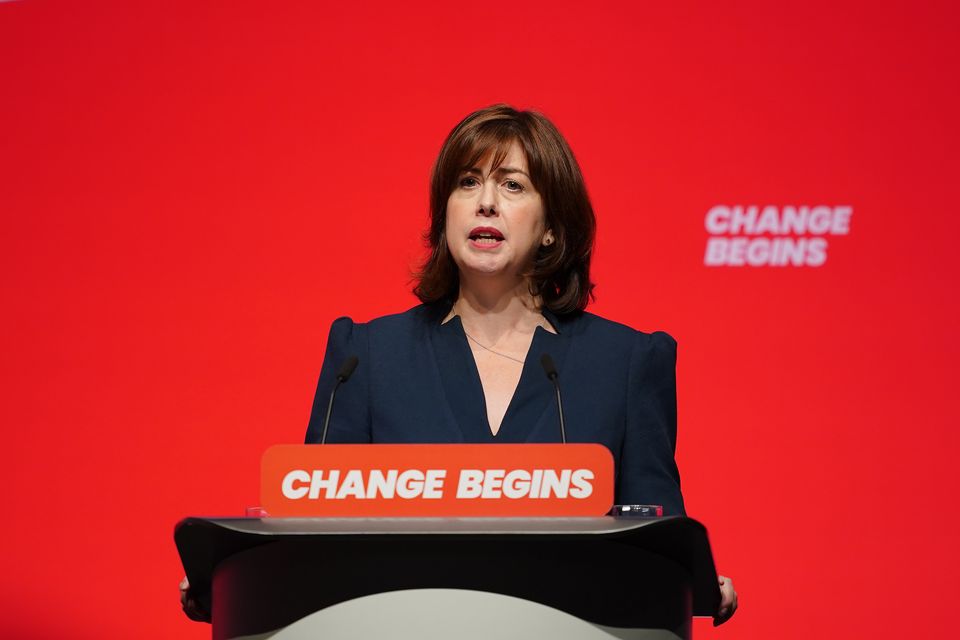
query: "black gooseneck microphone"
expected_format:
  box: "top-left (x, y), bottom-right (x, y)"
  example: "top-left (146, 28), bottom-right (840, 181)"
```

top-left (320, 355), bottom-right (359, 445)
top-left (539, 353), bottom-right (567, 444)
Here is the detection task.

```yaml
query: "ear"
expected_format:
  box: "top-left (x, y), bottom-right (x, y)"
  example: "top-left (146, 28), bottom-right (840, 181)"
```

top-left (542, 229), bottom-right (555, 247)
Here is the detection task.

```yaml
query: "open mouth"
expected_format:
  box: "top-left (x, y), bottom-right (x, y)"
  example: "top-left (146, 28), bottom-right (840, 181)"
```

top-left (469, 227), bottom-right (505, 245)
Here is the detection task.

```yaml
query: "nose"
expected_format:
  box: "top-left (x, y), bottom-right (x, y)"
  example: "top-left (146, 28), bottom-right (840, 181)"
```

top-left (477, 180), bottom-right (498, 217)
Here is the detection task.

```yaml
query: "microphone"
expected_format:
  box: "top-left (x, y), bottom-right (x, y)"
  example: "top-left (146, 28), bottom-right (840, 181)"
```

top-left (320, 355), bottom-right (359, 444)
top-left (539, 353), bottom-right (566, 444)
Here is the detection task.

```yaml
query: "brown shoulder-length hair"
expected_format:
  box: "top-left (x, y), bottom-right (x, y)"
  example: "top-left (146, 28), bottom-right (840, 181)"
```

top-left (413, 104), bottom-right (596, 315)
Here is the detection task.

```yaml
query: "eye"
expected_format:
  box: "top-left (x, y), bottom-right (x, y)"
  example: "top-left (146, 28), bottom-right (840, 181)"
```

top-left (503, 179), bottom-right (525, 192)
top-left (459, 176), bottom-right (480, 188)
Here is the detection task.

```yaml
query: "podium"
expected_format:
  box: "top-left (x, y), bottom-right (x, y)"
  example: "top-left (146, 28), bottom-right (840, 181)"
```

top-left (175, 516), bottom-right (720, 640)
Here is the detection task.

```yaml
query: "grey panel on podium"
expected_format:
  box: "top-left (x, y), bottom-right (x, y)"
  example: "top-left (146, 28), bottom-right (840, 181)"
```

top-left (175, 517), bottom-right (720, 640)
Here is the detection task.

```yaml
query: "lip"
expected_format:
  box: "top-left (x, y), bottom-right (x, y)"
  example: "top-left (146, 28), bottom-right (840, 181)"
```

top-left (469, 226), bottom-right (505, 240)
top-left (468, 226), bottom-right (505, 250)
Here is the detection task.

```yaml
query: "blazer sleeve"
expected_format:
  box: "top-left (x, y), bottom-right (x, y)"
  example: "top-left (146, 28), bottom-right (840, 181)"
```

top-left (617, 330), bottom-right (686, 515)
top-left (304, 317), bottom-right (372, 444)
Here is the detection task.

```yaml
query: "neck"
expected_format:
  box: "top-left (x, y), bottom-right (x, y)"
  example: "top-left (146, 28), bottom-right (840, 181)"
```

top-left (451, 276), bottom-right (547, 342)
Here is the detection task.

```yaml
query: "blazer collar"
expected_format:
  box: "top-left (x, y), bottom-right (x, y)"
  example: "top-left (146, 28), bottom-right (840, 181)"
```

top-left (437, 301), bottom-right (566, 335)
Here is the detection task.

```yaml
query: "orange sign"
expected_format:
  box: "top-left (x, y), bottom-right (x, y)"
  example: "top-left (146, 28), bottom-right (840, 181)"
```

top-left (261, 444), bottom-right (614, 517)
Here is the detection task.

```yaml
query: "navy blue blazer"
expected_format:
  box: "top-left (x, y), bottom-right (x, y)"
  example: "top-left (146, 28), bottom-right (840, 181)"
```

top-left (305, 304), bottom-right (685, 515)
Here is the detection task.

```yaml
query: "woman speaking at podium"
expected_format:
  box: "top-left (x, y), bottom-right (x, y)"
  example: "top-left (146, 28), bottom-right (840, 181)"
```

top-left (180, 105), bottom-right (737, 624)
top-left (301, 104), bottom-right (737, 625)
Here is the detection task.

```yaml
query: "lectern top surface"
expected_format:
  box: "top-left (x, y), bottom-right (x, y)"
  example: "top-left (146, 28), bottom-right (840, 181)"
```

top-left (189, 515), bottom-right (681, 537)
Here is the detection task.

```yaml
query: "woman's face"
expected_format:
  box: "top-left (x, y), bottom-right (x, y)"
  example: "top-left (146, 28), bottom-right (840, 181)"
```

top-left (445, 141), bottom-right (553, 283)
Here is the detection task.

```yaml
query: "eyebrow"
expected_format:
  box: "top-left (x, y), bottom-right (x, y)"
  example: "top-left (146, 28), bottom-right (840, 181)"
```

top-left (463, 166), bottom-right (531, 178)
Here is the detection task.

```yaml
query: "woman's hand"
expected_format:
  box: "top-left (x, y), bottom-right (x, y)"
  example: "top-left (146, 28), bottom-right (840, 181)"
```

top-left (179, 576), bottom-right (211, 622)
top-left (713, 575), bottom-right (738, 626)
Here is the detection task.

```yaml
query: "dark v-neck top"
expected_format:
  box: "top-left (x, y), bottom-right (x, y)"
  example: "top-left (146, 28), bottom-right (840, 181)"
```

top-left (305, 304), bottom-right (685, 515)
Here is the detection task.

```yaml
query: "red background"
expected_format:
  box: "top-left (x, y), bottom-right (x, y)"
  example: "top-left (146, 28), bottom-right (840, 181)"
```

top-left (2, 1), bottom-right (958, 638)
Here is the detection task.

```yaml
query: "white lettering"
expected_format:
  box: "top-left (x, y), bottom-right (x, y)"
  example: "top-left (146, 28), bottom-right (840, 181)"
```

top-left (366, 469), bottom-right (398, 499)
top-left (309, 470), bottom-right (340, 499)
top-left (781, 237), bottom-right (806, 266)
top-left (335, 469), bottom-right (367, 499)
top-left (539, 469), bottom-right (571, 499)
top-left (481, 469), bottom-right (506, 498)
top-left (806, 238), bottom-right (827, 266)
top-left (281, 470), bottom-right (310, 500)
top-left (729, 205), bottom-right (758, 234)
top-left (704, 237), bottom-right (728, 266)
top-left (502, 469), bottom-right (532, 499)
top-left (832, 206), bottom-right (852, 234)
top-left (705, 205), bottom-right (730, 234)
top-left (745, 237), bottom-right (770, 266)
top-left (727, 237), bottom-right (748, 266)
top-left (781, 206), bottom-right (806, 234)
top-left (808, 206), bottom-right (832, 234)
top-left (396, 469), bottom-right (425, 499)
top-left (702, 236), bottom-right (833, 267)
top-left (569, 469), bottom-right (594, 498)
top-left (423, 469), bottom-right (447, 499)
top-left (529, 469), bottom-right (543, 499)
top-left (456, 469), bottom-right (485, 498)
top-left (282, 467), bottom-right (601, 502)
top-left (755, 206), bottom-right (780, 234)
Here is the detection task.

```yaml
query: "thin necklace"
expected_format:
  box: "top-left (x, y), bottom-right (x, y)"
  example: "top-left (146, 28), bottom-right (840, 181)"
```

top-left (462, 329), bottom-right (526, 365)
top-left (454, 302), bottom-right (543, 365)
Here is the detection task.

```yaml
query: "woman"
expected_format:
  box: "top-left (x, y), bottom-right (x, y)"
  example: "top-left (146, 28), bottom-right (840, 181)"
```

top-left (308, 105), bottom-right (683, 509)
top-left (182, 105), bottom-right (738, 625)
top-left (304, 104), bottom-right (736, 623)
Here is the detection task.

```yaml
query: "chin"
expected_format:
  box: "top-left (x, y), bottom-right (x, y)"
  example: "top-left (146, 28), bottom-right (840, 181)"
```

top-left (463, 263), bottom-right (506, 278)
top-left (454, 253), bottom-right (501, 273)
